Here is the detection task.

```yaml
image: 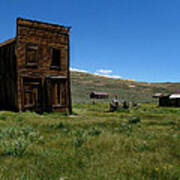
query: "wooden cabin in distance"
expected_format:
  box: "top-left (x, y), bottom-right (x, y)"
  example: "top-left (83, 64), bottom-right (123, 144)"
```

top-left (153, 90), bottom-right (180, 107)
top-left (90, 91), bottom-right (109, 99)
top-left (0, 17), bottom-right (72, 113)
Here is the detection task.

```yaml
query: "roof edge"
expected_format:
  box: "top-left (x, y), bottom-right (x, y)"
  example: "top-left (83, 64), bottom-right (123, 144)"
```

top-left (0, 37), bottom-right (16, 48)
top-left (17, 17), bottom-right (72, 30)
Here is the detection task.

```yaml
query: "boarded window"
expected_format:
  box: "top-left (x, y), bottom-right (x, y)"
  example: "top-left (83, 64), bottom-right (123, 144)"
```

top-left (26, 46), bottom-right (38, 64)
top-left (51, 48), bottom-right (61, 68)
top-left (52, 80), bottom-right (66, 106)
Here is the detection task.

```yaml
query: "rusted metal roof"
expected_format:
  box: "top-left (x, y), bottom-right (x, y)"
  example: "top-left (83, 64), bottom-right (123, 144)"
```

top-left (153, 89), bottom-right (180, 99)
top-left (169, 94), bottom-right (180, 99)
top-left (153, 93), bottom-right (163, 98)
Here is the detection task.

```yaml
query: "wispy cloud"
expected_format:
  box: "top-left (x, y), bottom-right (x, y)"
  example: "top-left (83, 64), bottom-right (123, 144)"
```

top-left (95, 69), bottom-right (122, 79)
top-left (70, 67), bottom-right (122, 79)
top-left (96, 69), bottom-right (112, 74)
top-left (70, 67), bottom-right (88, 73)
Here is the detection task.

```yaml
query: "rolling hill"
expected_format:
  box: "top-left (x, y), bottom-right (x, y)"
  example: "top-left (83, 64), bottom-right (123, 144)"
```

top-left (71, 71), bottom-right (180, 104)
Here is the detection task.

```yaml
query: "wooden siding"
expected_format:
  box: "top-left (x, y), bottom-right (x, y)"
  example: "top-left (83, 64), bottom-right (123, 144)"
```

top-left (159, 97), bottom-right (180, 107)
top-left (0, 42), bottom-right (17, 111)
top-left (16, 18), bottom-right (71, 113)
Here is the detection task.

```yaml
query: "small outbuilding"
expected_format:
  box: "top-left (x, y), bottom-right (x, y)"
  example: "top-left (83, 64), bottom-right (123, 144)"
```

top-left (90, 91), bottom-right (109, 99)
top-left (153, 90), bottom-right (180, 107)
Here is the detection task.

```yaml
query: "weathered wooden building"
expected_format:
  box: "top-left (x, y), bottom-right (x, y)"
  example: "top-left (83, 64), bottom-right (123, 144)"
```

top-left (0, 18), bottom-right (72, 113)
top-left (153, 90), bottom-right (180, 107)
top-left (90, 91), bottom-right (109, 99)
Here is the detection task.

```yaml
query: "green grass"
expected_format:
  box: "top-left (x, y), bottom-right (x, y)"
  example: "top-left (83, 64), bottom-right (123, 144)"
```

top-left (0, 104), bottom-right (180, 179)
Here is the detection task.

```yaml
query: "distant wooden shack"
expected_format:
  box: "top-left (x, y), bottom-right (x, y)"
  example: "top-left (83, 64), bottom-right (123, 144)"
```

top-left (90, 91), bottom-right (109, 99)
top-left (153, 90), bottom-right (180, 107)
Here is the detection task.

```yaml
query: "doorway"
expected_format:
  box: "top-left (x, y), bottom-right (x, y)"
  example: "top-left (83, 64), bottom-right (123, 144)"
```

top-left (22, 78), bottom-right (42, 113)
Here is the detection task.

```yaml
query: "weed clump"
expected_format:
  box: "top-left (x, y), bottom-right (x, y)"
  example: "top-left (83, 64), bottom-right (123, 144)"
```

top-left (50, 122), bottom-right (65, 129)
top-left (73, 136), bottom-right (87, 147)
top-left (128, 117), bottom-right (141, 124)
top-left (88, 127), bottom-right (101, 136)
top-left (72, 129), bottom-right (87, 147)
top-left (46, 122), bottom-right (65, 130)
top-left (16, 116), bottom-right (23, 122)
top-left (119, 122), bottom-right (133, 133)
top-left (116, 108), bottom-right (130, 113)
top-left (164, 120), bottom-right (176, 125)
top-left (134, 141), bottom-right (150, 152)
top-left (42, 112), bottom-right (49, 116)
top-left (0, 114), bottom-right (7, 121)
top-left (71, 127), bottom-right (102, 147)
top-left (1, 138), bottom-right (28, 156)
top-left (0, 126), bottom-right (44, 156)
top-left (149, 164), bottom-right (179, 180)
top-left (56, 122), bottom-right (65, 129)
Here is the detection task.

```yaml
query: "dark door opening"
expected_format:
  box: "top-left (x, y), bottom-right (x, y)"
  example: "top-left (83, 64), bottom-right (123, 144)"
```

top-left (44, 77), bottom-right (67, 112)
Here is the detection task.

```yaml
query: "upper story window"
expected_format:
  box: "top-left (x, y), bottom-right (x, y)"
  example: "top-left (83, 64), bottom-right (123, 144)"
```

top-left (51, 48), bottom-right (61, 69)
top-left (26, 45), bottom-right (38, 66)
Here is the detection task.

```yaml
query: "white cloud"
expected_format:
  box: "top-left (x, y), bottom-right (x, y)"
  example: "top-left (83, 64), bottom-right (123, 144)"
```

top-left (95, 69), bottom-right (122, 79)
top-left (96, 69), bottom-right (112, 74)
top-left (70, 67), bottom-right (88, 73)
top-left (70, 67), bottom-right (122, 79)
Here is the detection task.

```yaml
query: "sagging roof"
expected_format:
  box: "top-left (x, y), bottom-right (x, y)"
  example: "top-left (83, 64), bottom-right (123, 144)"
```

top-left (0, 37), bottom-right (16, 48)
top-left (153, 93), bottom-right (170, 98)
top-left (91, 91), bottom-right (109, 96)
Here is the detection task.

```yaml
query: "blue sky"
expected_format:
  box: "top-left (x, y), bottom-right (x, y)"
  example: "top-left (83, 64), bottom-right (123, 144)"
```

top-left (0, 0), bottom-right (180, 82)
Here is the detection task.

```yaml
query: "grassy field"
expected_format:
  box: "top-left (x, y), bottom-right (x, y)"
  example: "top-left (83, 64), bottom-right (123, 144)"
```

top-left (0, 103), bottom-right (180, 179)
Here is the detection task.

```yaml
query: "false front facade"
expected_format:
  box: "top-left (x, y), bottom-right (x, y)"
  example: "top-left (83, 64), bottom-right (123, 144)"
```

top-left (0, 18), bottom-right (72, 113)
